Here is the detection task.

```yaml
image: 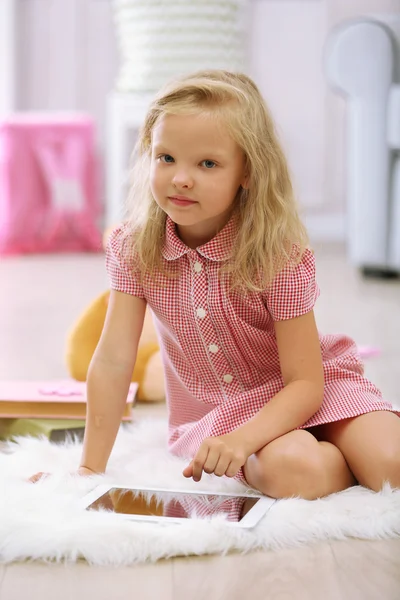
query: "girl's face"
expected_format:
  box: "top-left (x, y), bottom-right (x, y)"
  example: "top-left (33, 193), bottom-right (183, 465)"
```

top-left (150, 112), bottom-right (247, 248)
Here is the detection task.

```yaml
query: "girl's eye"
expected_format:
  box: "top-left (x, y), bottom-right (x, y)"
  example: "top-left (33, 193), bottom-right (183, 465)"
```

top-left (201, 160), bottom-right (216, 169)
top-left (160, 154), bottom-right (174, 163)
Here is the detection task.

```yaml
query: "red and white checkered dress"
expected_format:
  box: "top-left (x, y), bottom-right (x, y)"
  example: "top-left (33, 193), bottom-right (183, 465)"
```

top-left (106, 217), bottom-right (397, 484)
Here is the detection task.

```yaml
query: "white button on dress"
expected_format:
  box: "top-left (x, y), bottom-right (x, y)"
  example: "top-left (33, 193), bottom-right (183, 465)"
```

top-left (223, 374), bottom-right (233, 383)
top-left (196, 308), bottom-right (206, 319)
top-left (209, 344), bottom-right (219, 354)
top-left (194, 261), bottom-right (202, 273)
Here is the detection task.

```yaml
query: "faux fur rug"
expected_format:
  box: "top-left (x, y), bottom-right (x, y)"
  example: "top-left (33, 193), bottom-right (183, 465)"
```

top-left (1, 418), bottom-right (400, 566)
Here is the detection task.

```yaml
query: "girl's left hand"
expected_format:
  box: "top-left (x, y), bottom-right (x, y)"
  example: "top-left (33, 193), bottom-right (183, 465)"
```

top-left (182, 433), bottom-right (250, 482)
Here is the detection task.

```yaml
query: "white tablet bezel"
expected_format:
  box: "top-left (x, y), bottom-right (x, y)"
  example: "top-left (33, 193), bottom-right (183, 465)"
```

top-left (80, 484), bottom-right (276, 528)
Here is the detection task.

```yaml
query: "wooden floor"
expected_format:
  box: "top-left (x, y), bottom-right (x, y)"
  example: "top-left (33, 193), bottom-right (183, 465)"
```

top-left (1, 539), bottom-right (400, 600)
top-left (1, 244), bottom-right (400, 599)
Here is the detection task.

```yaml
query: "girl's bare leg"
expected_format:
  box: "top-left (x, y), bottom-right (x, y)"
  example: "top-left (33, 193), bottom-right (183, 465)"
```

top-left (312, 411), bottom-right (400, 491)
top-left (244, 429), bottom-right (356, 500)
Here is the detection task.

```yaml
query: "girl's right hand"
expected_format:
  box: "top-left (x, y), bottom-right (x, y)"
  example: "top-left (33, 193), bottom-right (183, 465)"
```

top-left (28, 466), bottom-right (98, 483)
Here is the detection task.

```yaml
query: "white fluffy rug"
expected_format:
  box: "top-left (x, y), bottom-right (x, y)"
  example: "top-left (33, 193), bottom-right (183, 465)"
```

top-left (1, 418), bottom-right (400, 566)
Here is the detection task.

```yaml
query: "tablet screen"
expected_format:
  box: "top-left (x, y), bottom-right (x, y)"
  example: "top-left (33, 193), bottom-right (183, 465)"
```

top-left (86, 488), bottom-right (261, 522)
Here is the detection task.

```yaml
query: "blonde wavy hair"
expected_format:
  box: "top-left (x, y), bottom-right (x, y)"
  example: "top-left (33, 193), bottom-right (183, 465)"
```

top-left (124, 70), bottom-right (309, 291)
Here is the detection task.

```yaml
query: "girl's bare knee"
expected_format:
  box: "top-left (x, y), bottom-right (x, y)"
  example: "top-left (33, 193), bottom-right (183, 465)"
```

top-left (244, 431), bottom-right (326, 500)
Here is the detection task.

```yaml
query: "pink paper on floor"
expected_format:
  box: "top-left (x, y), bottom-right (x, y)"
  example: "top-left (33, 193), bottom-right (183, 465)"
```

top-left (0, 380), bottom-right (138, 420)
top-left (357, 346), bottom-right (381, 359)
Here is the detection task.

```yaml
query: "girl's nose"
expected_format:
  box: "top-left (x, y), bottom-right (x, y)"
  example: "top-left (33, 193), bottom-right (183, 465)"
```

top-left (172, 170), bottom-right (193, 189)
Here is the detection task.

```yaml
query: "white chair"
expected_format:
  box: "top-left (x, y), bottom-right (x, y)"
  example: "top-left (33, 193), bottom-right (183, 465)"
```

top-left (325, 16), bottom-right (400, 275)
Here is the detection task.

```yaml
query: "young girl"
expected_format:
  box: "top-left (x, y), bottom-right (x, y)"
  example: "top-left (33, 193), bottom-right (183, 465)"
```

top-left (34, 70), bottom-right (400, 499)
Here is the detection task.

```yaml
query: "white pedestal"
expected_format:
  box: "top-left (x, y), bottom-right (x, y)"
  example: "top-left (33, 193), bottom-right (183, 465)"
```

top-left (105, 92), bottom-right (154, 226)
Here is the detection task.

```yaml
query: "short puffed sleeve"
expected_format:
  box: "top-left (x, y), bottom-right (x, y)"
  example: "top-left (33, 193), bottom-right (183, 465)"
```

top-left (105, 224), bottom-right (145, 298)
top-left (265, 248), bottom-right (320, 321)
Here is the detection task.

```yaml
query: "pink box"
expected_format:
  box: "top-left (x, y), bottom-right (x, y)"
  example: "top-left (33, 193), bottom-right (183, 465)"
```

top-left (0, 114), bottom-right (102, 255)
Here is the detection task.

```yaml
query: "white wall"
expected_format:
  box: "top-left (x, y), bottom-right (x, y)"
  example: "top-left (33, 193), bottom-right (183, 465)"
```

top-left (10, 0), bottom-right (400, 239)
top-left (250, 1), bottom-right (328, 212)
top-left (17, 0), bottom-right (118, 145)
top-left (0, 0), bottom-right (17, 114)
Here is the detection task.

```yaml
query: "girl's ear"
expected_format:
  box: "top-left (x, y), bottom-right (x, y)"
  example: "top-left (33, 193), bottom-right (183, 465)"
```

top-left (240, 159), bottom-right (250, 189)
top-left (241, 173), bottom-right (250, 190)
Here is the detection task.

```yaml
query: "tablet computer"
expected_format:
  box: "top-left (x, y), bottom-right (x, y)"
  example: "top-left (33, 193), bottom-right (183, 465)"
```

top-left (80, 484), bottom-right (276, 528)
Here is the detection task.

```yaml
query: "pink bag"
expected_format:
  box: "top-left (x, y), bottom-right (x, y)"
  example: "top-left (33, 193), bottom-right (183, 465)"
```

top-left (0, 115), bottom-right (102, 254)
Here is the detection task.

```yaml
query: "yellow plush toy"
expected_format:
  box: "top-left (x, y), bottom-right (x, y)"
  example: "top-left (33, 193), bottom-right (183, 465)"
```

top-left (65, 292), bottom-right (165, 402)
top-left (65, 228), bottom-right (165, 403)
